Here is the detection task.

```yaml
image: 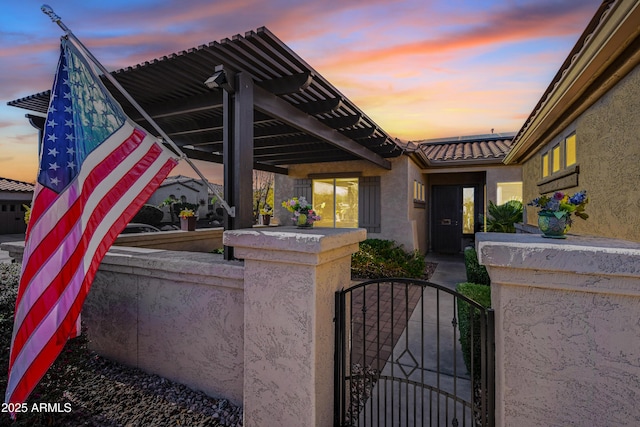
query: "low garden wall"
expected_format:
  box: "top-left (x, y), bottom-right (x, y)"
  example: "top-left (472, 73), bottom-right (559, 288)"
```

top-left (85, 246), bottom-right (245, 406)
top-left (477, 232), bottom-right (640, 427)
top-left (113, 227), bottom-right (223, 252)
top-left (1, 226), bottom-right (366, 427)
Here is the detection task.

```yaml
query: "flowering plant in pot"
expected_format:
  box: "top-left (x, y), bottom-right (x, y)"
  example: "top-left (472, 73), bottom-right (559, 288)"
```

top-left (260, 203), bottom-right (273, 225)
top-left (179, 208), bottom-right (197, 231)
top-left (528, 190), bottom-right (588, 238)
top-left (281, 196), bottom-right (321, 228)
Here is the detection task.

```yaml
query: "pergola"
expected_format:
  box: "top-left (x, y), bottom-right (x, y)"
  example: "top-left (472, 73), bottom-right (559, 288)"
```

top-left (9, 27), bottom-right (403, 236)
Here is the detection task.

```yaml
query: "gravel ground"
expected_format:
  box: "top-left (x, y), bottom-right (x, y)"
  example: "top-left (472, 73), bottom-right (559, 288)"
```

top-left (0, 263), bottom-right (243, 427)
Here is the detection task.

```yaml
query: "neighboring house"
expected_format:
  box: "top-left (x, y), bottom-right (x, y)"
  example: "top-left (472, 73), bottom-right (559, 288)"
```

top-left (146, 175), bottom-right (219, 222)
top-left (0, 177), bottom-right (34, 235)
top-left (504, 0), bottom-right (640, 242)
top-left (274, 132), bottom-right (521, 254)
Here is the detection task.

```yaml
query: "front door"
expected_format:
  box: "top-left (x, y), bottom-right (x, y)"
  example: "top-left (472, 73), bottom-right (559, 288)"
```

top-left (432, 185), bottom-right (462, 253)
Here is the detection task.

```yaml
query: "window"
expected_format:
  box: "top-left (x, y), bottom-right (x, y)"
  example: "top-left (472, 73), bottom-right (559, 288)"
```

top-left (312, 178), bottom-right (359, 228)
top-left (462, 187), bottom-right (475, 234)
top-left (552, 145), bottom-right (561, 173)
top-left (294, 177), bottom-right (380, 232)
top-left (565, 133), bottom-right (576, 166)
top-left (413, 180), bottom-right (425, 206)
top-left (542, 153), bottom-right (550, 177)
top-left (541, 133), bottom-right (577, 178)
top-left (497, 182), bottom-right (523, 205)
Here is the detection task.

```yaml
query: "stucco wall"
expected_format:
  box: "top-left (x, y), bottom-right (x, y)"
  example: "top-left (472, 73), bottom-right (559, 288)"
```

top-left (274, 155), bottom-right (426, 252)
top-left (477, 232), bottom-right (640, 426)
top-left (522, 65), bottom-right (640, 241)
top-left (85, 248), bottom-right (245, 406)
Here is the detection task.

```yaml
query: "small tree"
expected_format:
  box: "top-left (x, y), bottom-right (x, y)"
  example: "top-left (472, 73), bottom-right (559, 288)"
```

top-left (253, 170), bottom-right (274, 222)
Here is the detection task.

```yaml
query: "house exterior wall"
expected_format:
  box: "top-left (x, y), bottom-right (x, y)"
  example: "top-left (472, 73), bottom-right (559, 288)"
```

top-left (274, 155), bottom-right (427, 252)
top-left (522, 65), bottom-right (640, 241)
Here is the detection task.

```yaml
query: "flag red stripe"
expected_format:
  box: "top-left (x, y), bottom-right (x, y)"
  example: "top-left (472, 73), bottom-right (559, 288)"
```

top-left (7, 158), bottom-right (176, 405)
top-left (10, 142), bottom-right (166, 368)
top-left (16, 129), bottom-right (145, 307)
top-left (25, 186), bottom-right (55, 234)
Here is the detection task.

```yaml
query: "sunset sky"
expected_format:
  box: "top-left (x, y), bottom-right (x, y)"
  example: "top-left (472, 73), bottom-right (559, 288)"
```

top-left (0, 0), bottom-right (599, 184)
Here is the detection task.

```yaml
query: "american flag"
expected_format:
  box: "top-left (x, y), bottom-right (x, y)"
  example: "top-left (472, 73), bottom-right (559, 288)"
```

top-left (5, 38), bottom-right (178, 409)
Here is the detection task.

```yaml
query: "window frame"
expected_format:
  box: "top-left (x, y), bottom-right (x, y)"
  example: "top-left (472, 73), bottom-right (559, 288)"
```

top-left (537, 131), bottom-right (579, 193)
top-left (311, 177), bottom-right (360, 229)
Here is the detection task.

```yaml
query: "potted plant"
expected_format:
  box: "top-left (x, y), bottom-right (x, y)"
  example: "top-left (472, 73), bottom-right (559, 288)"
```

top-left (281, 196), bottom-right (321, 228)
top-left (528, 190), bottom-right (588, 238)
top-left (260, 203), bottom-right (273, 226)
top-left (179, 208), bottom-right (197, 231)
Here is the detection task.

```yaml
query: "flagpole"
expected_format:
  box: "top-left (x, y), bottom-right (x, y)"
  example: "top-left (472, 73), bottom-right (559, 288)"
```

top-left (40, 4), bottom-right (235, 217)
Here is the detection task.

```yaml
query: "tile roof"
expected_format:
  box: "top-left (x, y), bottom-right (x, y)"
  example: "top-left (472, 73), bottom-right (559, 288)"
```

top-left (0, 177), bottom-right (35, 193)
top-left (416, 132), bottom-right (516, 165)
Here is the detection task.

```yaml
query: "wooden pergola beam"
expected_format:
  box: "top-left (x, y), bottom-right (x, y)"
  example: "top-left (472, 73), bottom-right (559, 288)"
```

top-left (253, 85), bottom-right (391, 170)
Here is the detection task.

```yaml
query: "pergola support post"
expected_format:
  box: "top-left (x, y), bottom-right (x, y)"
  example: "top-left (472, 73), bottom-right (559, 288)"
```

top-left (223, 72), bottom-right (255, 260)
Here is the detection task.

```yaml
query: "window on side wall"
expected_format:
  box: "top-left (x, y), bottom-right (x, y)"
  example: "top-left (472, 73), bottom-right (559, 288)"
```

top-left (565, 133), bottom-right (576, 166)
top-left (413, 180), bottom-right (425, 208)
top-left (540, 133), bottom-right (578, 178)
top-left (537, 132), bottom-right (579, 193)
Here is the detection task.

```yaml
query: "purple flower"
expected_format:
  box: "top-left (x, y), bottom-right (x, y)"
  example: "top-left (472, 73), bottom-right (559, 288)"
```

top-left (553, 192), bottom-right (564, 200)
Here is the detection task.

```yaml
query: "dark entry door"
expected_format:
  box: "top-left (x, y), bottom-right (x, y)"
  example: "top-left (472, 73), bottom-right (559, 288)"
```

top-left (432, 185), bottom-right (462, 253)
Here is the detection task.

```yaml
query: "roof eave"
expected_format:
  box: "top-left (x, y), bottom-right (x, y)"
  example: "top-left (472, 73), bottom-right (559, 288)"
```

top-left (425, 158), bottom-right (507, 168)
top-left (506, 0), bottom-right (640, 164)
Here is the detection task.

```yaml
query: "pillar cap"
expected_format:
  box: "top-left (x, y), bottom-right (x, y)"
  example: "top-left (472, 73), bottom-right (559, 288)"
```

top-left (476, 232), bottom-right (640, 278)
top-left (224, 227), bottom-right (366, 264)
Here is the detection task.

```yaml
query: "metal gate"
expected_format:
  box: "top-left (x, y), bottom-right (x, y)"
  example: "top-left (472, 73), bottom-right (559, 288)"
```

top-left (334, 278), bottom-right (494, 427)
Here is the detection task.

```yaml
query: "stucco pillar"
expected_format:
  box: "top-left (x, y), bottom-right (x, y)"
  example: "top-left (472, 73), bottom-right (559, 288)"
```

top-left (476, 232), bottom-right (640, 427)
top-left (223, 227), bottom-right (366, 427)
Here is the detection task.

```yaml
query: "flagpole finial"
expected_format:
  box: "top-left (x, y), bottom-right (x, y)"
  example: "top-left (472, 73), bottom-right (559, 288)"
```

top-left (41, 4), bottom-right (61, 23)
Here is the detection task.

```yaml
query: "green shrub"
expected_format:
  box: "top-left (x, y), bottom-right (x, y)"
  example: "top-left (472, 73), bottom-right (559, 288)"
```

top-left (464, 246), bottom-right (490, 286)
top-left (351, 239), bottom-right (425, 279)
top-left (483, 200), bottom-right (523, 233)
top-left (456, 282), bottom-right (491, 381)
